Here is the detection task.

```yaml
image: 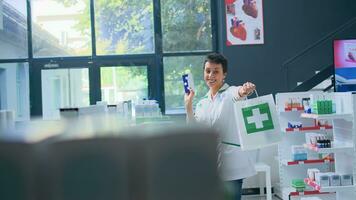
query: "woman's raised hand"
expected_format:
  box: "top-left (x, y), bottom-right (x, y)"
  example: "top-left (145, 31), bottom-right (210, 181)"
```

top-left (238, 82), bottom-right (256, 97)
top-left (184, 89), bottom-right (195, 122)
top-left (184, 88), bottom-right (195, 110)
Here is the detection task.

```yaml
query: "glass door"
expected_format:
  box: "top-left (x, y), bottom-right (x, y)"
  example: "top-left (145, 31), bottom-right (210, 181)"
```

top-left (41, 68), bottom-right (89, 120)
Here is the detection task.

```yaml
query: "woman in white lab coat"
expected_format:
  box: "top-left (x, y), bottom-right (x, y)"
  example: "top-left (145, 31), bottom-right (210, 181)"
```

top-left (185, 53), bottom-right (257, 200)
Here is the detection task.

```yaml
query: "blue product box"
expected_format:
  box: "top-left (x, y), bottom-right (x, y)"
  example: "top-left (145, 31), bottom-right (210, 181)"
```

top-left (292, 153), bottom-right (307, 161)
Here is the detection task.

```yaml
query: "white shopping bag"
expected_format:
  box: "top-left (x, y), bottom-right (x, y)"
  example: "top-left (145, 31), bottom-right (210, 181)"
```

top-left (232, 92), bottom-right (281, 151)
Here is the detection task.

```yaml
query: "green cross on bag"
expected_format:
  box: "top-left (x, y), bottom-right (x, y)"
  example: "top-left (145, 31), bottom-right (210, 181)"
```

top-left (242, 103), bottom-right (274, 134)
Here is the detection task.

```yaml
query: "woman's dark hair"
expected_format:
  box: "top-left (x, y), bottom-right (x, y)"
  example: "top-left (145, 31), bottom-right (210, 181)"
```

top-left (203, 53), bottom-right (228, 73)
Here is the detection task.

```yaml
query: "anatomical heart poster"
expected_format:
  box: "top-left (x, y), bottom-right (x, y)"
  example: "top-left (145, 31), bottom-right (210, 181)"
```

top-left (225, 0), bottom-right (264, 46)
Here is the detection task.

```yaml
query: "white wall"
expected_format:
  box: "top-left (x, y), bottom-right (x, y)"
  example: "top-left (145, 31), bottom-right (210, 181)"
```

top-left (0, 0), bottom-right (3, 30)
top-left (0, 68), bottom-right (6, 107)
top-left (0, 36), bottom-right (27, 59)
top-left (0, 63), bottom-right (30, 121)
top-left (0, 11), bottom-right (30, 121)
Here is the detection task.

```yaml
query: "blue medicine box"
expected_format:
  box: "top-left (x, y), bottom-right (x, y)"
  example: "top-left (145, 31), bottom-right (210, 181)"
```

top-left (292, 153), bottom-right (307, 161)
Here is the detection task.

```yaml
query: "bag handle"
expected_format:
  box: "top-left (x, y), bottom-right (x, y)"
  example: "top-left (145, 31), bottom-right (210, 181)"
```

top-left (247, 89), bottom-right (259, 99)
top-left (232, 89), bottom-right (259, 103)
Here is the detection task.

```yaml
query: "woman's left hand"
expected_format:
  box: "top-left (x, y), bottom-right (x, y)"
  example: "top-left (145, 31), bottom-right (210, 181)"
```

top-left (238, 82), bottom-right (256, 97)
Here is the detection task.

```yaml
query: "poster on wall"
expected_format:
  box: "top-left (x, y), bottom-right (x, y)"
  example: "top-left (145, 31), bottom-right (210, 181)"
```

top-left (225, 0), bottom-right (264, 46)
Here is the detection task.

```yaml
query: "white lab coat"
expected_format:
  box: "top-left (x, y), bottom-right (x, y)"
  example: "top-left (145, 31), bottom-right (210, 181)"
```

top-left (195, 83), bottom-right (256, 181)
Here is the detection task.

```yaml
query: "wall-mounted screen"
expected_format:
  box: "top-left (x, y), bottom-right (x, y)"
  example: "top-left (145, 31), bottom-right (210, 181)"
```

top-left (334, 39), bottom-right (356, 92)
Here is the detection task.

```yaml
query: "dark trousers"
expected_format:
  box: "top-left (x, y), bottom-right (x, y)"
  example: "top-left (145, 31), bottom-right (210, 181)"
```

top-left (226, 179), bottom-right (243, 200)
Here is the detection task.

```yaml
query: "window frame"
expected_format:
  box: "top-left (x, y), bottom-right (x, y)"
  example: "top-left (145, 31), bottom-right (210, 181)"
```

top-left (99, 64), bottom-right (150, 104)
top-left (0, 0), bottom-right (218, 117)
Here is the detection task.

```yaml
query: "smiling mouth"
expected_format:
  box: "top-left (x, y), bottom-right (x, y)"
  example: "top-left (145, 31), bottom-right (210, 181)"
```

top-left (208, 80), bottom-right (216, 84)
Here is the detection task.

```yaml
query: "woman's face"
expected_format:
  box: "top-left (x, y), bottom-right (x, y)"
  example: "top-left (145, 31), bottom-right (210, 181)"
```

top-left (204, 61), bottom-right (226, 92)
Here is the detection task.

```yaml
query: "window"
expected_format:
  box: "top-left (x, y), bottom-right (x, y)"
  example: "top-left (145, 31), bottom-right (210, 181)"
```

top-left (164, 56), bottom-right (208, 114)
top-left (95, 0), bottom-right (154, 55)
top-left (0, 63), bottom-right (30, 121)
top-left (0, 0), bottom-right (28, 59)
top-left (1, 0), bottom-right (215, 117)
top-left (41, 68), bottom-right (89, 120)
top-left (31, 0), bottom-right (91, 57)
top-left (161, 0), bottom-right (212, 53)
top-left (162, 0), bottom-right (213, 113)
top-left (100, 66), bottom-right (148, 104)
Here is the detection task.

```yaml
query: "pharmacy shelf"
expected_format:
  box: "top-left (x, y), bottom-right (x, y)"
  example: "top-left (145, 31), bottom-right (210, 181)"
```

top-left (277, 92), bottom-right (356, 199)
top-left (290, 190), bottom-right (334, 196)
top-left (281, 187), bottom-right (335, 198)
top-left (290, 190), bottom-right (333, 197)
top-left (304, 143), bottom-right (354, 153)
top-left (281, 158), bottom-right (334, 166)
top-left (284, 106), bottom-right (304, 112)
top-left (304, 178), bottom-right (356, 192)
top-left (285, 125), bottom-right (333, 132)
top-left (301, 113), bottom-right (353, 121)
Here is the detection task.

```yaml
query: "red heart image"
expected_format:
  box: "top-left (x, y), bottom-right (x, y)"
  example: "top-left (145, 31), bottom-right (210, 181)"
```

top-left (242, 0), bottom-right (258, 18)
top-left (230, 24), bottom-right (247, 41)
top-left (225, 0), bottom-right (236, 4)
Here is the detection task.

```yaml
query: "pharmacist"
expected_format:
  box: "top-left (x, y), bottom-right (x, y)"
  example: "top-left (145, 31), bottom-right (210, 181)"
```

top-left (185, 53), bottom-right (256, 200)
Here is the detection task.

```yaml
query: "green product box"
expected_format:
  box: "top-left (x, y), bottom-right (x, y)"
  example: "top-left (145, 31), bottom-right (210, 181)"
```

top-left (327, 100), bottom-right (332, 114)
top-left (315, 101), bottom-right (324, 114)
top-left (291, 179), bottom-right (306, 192)
top-left (320, 101), bottom-right (326, 114)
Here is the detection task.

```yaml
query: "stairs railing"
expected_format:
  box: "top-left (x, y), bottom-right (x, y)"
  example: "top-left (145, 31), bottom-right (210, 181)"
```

top-left (291, 64), bottom-right (333, 92)
top-left (282, 17), bottom-right (356, 91)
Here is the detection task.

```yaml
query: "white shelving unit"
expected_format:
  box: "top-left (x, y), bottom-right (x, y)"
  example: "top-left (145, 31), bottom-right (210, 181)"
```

top-left (304, 178), bottom-right (356, 193)
top-left (300, 92), bottom-right (356, 200)
top-left (275, 91), bottom-right (356, 200)
top-left (301, 113), bottom-right (353, 121)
